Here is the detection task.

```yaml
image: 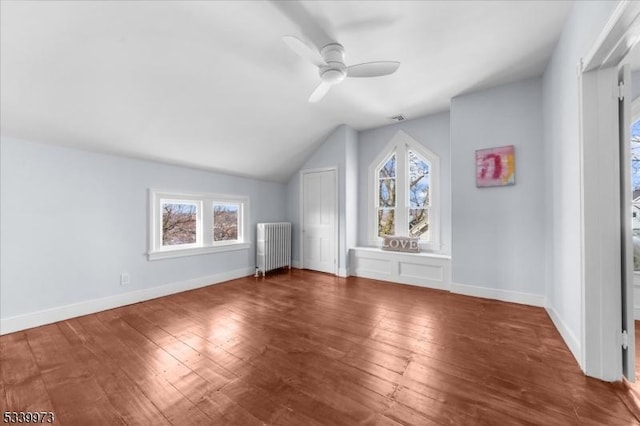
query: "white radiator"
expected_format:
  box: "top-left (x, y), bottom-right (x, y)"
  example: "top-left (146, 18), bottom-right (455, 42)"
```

top-left (255, 222), bottom-right (291, 277)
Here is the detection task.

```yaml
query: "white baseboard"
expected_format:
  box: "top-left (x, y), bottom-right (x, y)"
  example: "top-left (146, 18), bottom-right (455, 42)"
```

top-left (338, 267), bottom-right (349, 277)
top-left (545, 304), bottom-right (582, 368)
top-left (635, 306), bottom-right (640, 321)
top-left (292, 260), bottom-right (302, 269)
top-left (450, 282), bottom-right (545, 307)
top-left (0, 267), bottom-right (254, 335)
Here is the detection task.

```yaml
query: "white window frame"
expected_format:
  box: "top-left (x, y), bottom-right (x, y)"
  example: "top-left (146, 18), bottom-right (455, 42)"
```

top-left (368, 130), bottom-right (441, 251)
top-left (148, 190), bottom-right (250, 260)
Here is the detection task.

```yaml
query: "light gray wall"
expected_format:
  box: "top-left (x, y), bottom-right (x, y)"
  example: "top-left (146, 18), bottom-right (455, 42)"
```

top-left (451, 77), bottom-right (544, 296)
top-left (285, 124), bottom-right (356, 273)
top-left (285, 174), bottom-right (299, 264)
top-left (632, 70), bottom-right (640, 102)
top-left (357, 112), bottom-right (451, 254)
top-left (542, 0), bottom-right (618, 349)
top-left (0, 137), bottom-right (285, 319)
top-left (345, 126), bottom-right (358, 266)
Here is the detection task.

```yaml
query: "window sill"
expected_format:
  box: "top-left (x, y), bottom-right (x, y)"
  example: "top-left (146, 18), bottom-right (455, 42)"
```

top-left (355, 246), bottom-right (451, 260)
top-left (148, 243), bottom-right (251, 261)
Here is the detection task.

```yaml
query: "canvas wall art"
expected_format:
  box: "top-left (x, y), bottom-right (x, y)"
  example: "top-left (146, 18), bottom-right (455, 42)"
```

top-left (476, 145), bottom-right (515, 187)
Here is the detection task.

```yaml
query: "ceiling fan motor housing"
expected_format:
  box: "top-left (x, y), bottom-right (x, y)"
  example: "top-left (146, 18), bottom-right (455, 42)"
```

top-left (319, 43), bottom-right (346, 84)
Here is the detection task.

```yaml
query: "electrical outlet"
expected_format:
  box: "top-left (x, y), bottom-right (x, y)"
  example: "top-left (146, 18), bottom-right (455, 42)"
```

top-left (120, 272), bottom-right (130, 286)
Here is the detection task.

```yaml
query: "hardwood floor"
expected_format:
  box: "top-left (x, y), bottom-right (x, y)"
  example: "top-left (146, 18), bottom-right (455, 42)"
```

top-left (2, 269), bottom-right (640, 425)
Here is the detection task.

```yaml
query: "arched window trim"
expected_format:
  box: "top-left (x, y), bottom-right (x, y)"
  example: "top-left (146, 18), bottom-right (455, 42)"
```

top-left (368, 130), bottom-right (441, 251)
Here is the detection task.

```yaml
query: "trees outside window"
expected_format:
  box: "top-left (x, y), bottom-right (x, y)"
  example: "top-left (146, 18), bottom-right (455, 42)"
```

top-left (213, 203), bottom-right (239, 242)
top-left (377, 154), bottom-right (396, 237)
top-left (162, 202), bottom-right (197, 246)
top-left (408, 149), bottom-right (430, 239)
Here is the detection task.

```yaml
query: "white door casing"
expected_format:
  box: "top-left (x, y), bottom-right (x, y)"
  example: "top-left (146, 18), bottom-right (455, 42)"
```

top-left (579, 0), bottom-right (640, 382)
top-left (301, 168), bottom-right (337, 274)
top-left (619, 63), bottom-right (635, 381)
top-left (580, 65), bottom-right (624, 381)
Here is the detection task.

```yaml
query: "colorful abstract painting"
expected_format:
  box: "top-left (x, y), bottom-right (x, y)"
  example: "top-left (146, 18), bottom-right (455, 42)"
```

top-left (476, 145), bottom-right (515, 187)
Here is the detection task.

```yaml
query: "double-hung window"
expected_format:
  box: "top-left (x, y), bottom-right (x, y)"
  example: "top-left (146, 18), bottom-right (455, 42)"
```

top-left (370, 131), bottom-right (440, 250)
top-left (149, 190), bottom-right (249, 260)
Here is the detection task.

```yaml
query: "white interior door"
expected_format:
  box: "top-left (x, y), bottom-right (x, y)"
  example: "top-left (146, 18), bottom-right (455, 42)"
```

top-left (302, 168), bottom-right (337, 274)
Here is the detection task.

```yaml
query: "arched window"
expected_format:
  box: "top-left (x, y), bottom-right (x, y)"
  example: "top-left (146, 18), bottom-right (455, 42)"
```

top-left (370, 130), bottom-right (440, 251)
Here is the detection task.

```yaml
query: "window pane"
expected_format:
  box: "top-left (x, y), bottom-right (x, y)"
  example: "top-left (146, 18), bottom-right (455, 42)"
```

top-left (632, 120), bottom-right (640, 270)
top-left (162, 202), bottom-right (197, 246)
top-left (379, 154), bottom-right (396, 178)
top-left (378, 209), bottom-right (395, 237)
top-left (213, 204), bottom-right (239, 241)
top-left (379, 178), bottom-right (396, 207)
top-left (409, 208), bottom-right (429, 238)
top-left (409, 150), bottom-right (430, 207)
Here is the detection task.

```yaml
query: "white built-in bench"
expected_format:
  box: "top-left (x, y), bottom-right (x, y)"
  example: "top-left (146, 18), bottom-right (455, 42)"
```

top-left (350, 247), bottom-right (451, 290)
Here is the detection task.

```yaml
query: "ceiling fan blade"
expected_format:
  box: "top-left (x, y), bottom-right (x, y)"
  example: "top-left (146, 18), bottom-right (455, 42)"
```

top-left (347, 61), bottom-right (400, 78)
top-left (308, 81), bottom-right (332, 103)
top-left (282, 35), bottom-right (326, 67)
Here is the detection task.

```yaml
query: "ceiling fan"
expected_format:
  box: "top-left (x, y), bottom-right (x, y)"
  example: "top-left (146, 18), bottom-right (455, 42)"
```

top-left (283, 35), bottom-right (400, 103)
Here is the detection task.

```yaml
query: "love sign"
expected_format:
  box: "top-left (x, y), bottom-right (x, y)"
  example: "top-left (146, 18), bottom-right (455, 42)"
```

top-left (382, 236), bottom-right (420, 253)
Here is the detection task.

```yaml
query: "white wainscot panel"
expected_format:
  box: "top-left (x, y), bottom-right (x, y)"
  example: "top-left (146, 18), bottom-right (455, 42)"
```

top-left (358, 257), bottom-right (391, 277)
top-left (350, 247), bottom-right (451, 291)
top-left (400, 262), bottom-right (443, 281)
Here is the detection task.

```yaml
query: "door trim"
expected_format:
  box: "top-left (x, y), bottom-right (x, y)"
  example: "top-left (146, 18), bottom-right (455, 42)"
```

top-left (299, 166), bottom-right (339, 275)
top-left (579, 66), bottom-right (624, 381)
top-left (578, 0), bottom-right (640, 382)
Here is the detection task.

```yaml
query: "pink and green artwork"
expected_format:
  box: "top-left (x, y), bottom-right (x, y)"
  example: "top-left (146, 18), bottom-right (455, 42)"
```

top-left (476, 145), bottom-right (515, 187)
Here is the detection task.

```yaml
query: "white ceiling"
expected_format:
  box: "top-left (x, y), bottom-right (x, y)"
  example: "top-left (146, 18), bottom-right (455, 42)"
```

top-left (0, 1), bottom-right (572, 182)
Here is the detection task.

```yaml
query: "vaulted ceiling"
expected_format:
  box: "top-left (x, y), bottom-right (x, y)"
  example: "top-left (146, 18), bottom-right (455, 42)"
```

top-left (0, 1), bottom-right (572, 182)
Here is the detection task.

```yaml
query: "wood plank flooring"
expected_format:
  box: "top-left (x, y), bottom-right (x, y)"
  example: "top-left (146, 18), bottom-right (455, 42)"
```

top-left (2, 269), bottom-right (640, 425)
